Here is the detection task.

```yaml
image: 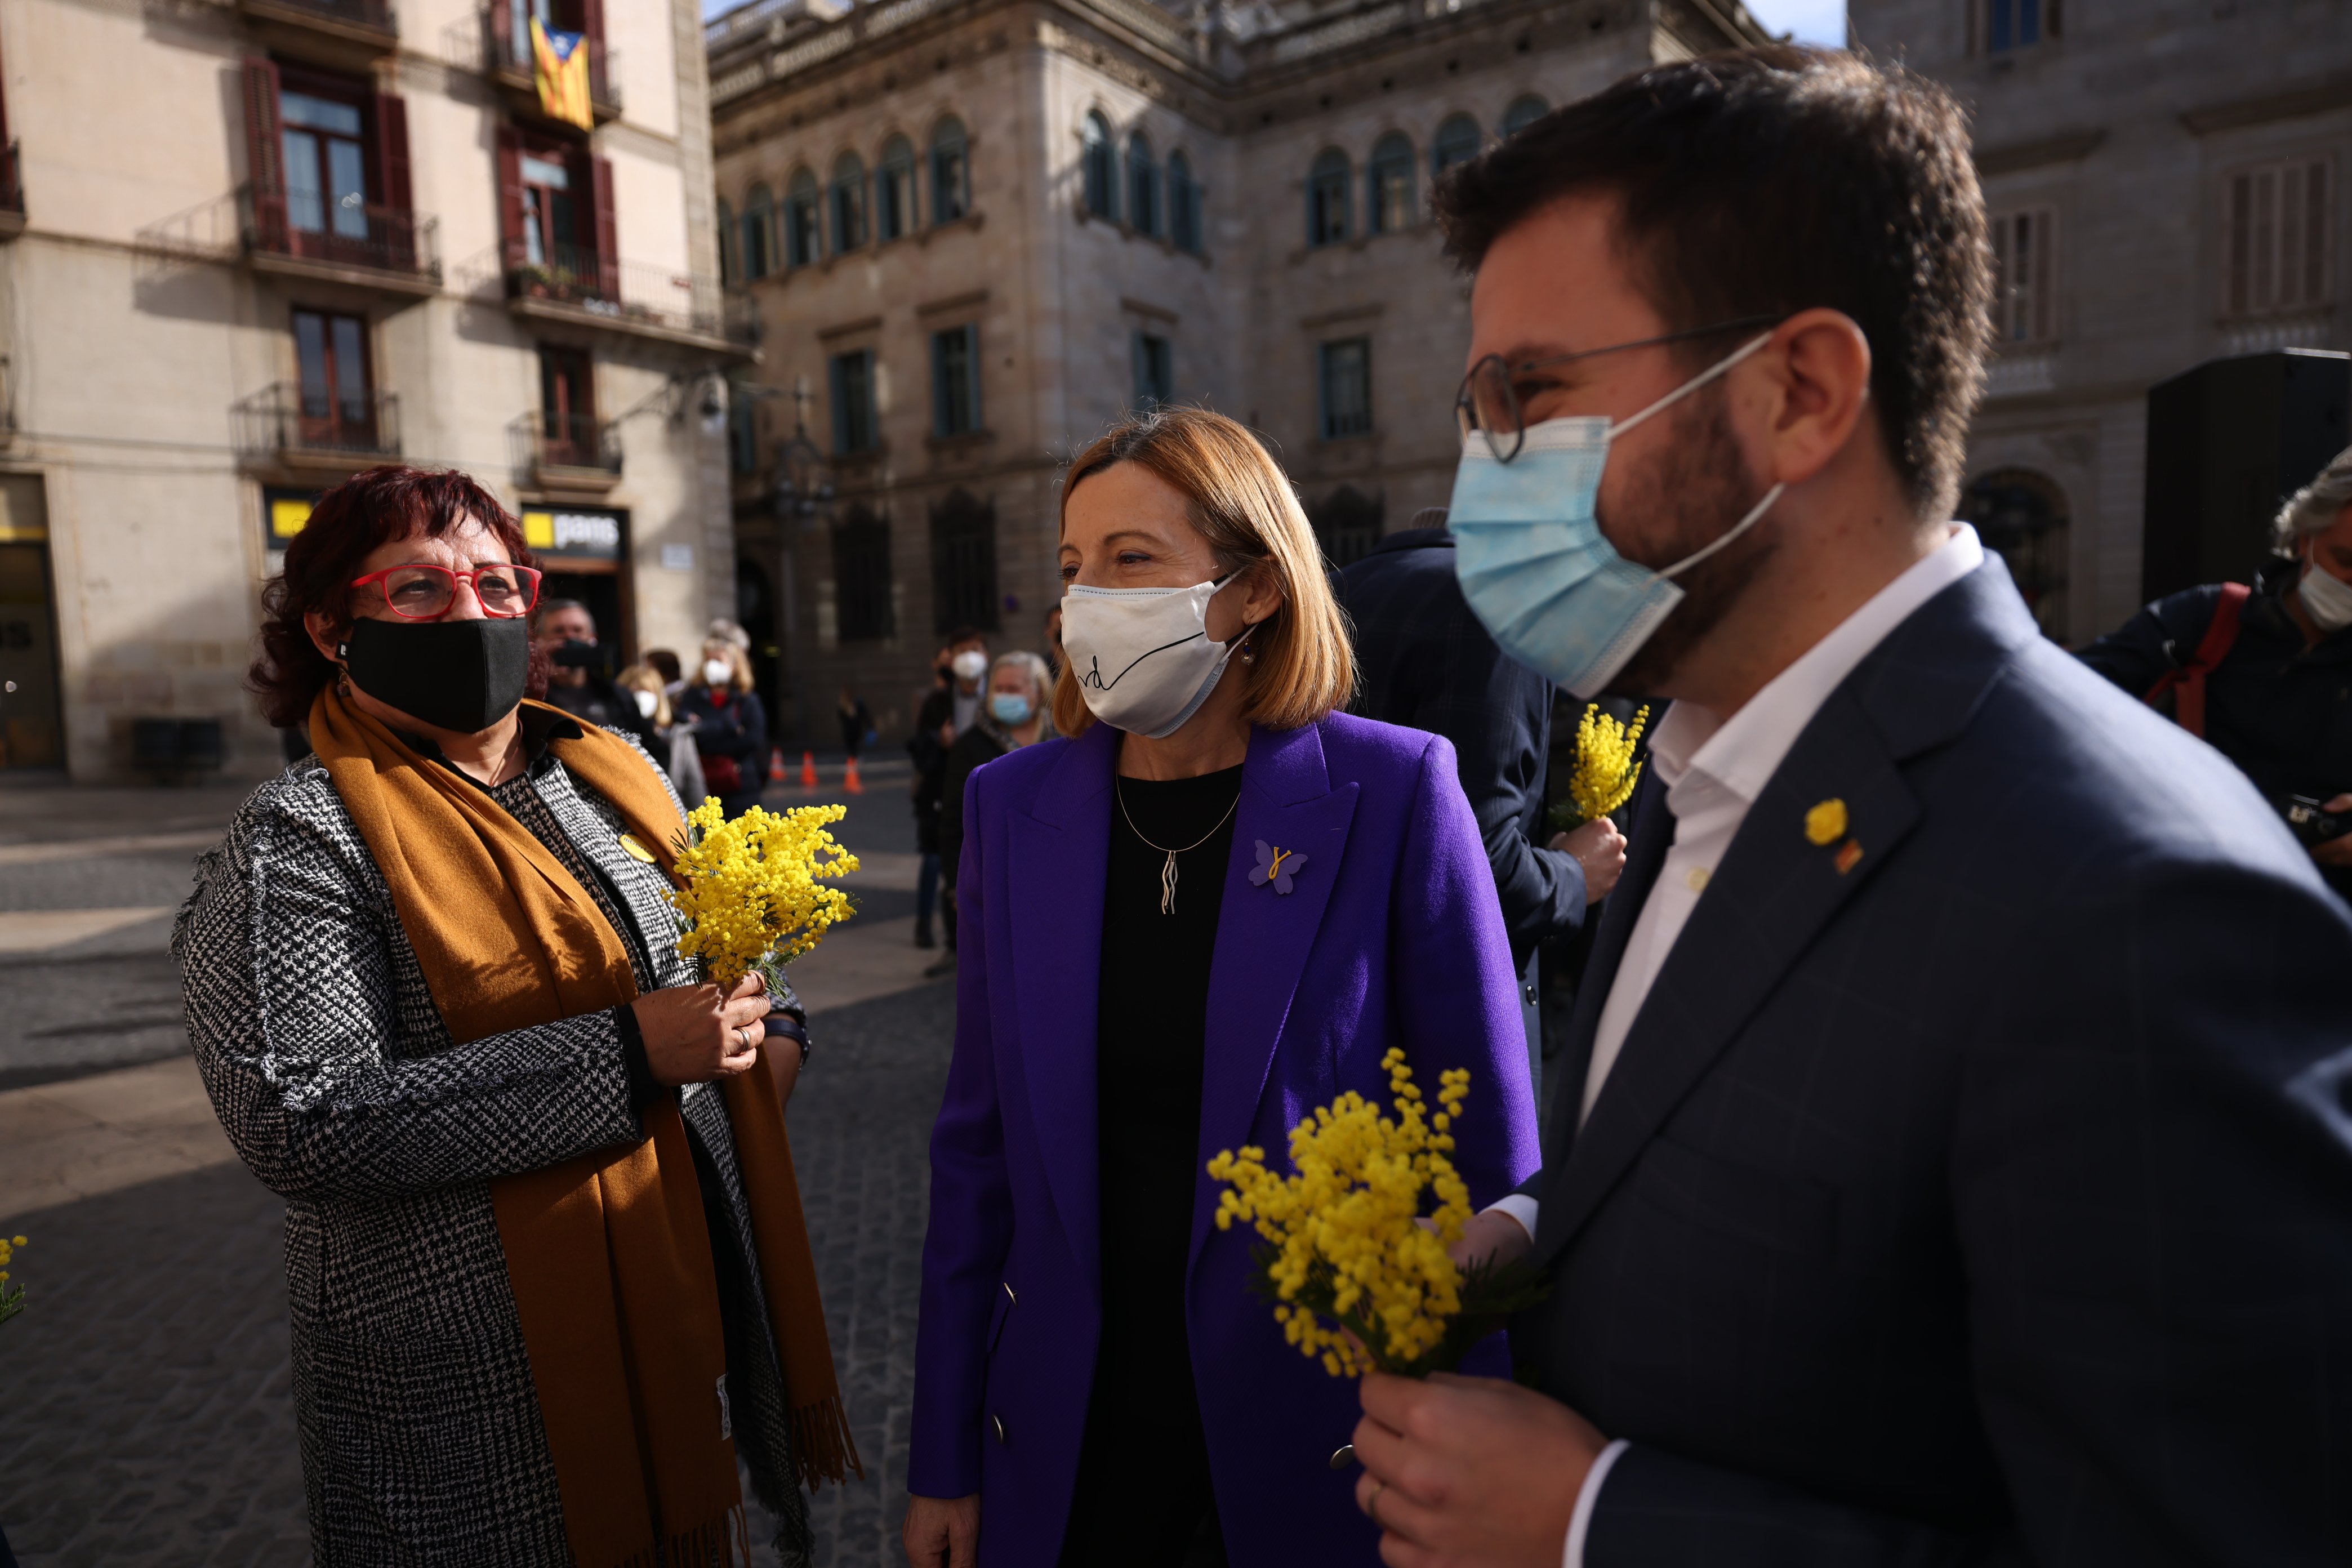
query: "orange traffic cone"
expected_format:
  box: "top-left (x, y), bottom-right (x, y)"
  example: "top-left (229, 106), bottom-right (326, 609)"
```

top-left (800, 751), bottom-right (818, 788)
top-left (769, 747), bottom-right (787, 785)
top-left (844, 756), bottom-right (863, 794)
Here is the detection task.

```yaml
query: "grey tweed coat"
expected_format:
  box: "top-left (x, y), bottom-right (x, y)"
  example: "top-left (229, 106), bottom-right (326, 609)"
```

top-left (173, 725), bottom-right (813, 1566)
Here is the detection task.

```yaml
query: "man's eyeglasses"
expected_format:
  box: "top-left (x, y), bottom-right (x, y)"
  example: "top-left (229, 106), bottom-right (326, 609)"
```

top-left (1455, 314), bottom-right (1784, 463)
top-left (348, 563), bottom-right (543, 621)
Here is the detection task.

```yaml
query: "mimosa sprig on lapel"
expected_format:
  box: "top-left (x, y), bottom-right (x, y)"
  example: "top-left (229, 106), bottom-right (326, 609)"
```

top-left (1206, 1052), bottom-right (1545, 1378)
top-left (666, 798), bottom-right (859, 989)
top-left (0, 1232), bottom-right (26, 1328)
top-left (1554, 702), bottom-right (1650, 830)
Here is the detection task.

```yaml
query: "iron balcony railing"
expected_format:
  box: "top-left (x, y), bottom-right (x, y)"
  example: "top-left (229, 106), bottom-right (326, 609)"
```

top-left (486, 2), bottom-right (619, 114)
top-left (519, 408), bottom-right (623, 474)
top-left (498, 240), bottom-right (744, 345)
top-left (244, 193), bottom-right (442, 284)
top-left (234, 382), bottom-right (402, 462)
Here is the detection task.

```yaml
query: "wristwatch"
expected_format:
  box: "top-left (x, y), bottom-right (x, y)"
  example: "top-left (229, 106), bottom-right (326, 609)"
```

top-left (766, 1006), bottom-right (811, 1070)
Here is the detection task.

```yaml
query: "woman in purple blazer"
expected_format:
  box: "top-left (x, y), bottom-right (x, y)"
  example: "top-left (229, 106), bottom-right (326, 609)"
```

top-left (903, 408), bottom-right (1539, 1568)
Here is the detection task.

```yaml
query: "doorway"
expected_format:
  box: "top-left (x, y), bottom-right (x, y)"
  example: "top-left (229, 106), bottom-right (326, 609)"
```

top-left (0, 540), bottom-right (61, 769)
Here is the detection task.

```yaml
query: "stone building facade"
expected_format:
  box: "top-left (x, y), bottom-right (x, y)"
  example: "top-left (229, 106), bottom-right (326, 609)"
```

top-left (0, 0), bottom-right (746, 782)
top-left (1857, 0), bottom-right (2352, 644)
top-left (706, 0), bottom-right (1770, 746)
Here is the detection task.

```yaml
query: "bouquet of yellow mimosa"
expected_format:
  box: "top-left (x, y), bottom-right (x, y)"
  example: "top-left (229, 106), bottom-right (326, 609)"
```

top-left (666, 798), bottom-right (859, 989)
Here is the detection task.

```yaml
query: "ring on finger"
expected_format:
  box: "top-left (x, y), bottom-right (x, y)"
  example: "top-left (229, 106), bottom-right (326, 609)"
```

top-left (734, 1026), bottom-right (751, 1051)
top-left (1364, 1477), bottom-right (1385, 1529)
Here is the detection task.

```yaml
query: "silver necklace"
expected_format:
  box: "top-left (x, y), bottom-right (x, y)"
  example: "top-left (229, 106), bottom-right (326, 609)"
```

top-left (1115, 776), bottom-right (1241, 915)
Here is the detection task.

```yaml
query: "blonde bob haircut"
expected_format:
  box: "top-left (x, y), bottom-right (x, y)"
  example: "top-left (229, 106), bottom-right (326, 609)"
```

top-left (1052, 406), bottom-right (1354, 739)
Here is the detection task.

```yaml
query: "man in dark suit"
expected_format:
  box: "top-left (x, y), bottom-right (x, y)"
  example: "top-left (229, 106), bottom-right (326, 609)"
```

top-left (1339, 529), bottom-right (1627, 1112)
top-left (1346, 49), bottom-right (2352, 1566)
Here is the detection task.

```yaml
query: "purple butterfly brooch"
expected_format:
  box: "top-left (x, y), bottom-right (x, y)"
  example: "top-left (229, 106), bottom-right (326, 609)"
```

top-left (1249, 839), bottom-right (1307, 896)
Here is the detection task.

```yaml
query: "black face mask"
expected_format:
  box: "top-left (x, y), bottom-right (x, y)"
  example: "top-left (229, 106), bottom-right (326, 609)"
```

top-left (550, 637), bottom-right (601, 670)
top-left (340, 616), bottom-right (531, 736)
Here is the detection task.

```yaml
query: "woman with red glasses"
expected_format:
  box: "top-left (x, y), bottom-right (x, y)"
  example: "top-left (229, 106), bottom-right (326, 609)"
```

top-left (175, 465), bottom-right (856, 1565)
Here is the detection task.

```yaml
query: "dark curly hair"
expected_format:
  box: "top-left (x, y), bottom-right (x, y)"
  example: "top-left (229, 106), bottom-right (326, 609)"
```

top-left (1432, 46), bottom-right (1992, 520)
top-left (248, 465), bottom-right (545, 728)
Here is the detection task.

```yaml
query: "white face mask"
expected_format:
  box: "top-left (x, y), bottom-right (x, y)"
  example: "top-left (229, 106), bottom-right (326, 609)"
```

top-left (951, 649), bottom-right (989, 682)
top-left (1060, 576), bottom-right (1239, 739)
top-left (703, 658), bottom-right (734, 687)
top-left (632, 688), bottom-right (660, 719)
top-left (2301, 559), bottom-right (2352, 633)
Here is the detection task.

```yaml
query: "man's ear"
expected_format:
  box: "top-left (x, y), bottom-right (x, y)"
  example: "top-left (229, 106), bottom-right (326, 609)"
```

top-left (1753, 308), bottom-right (1874, 491)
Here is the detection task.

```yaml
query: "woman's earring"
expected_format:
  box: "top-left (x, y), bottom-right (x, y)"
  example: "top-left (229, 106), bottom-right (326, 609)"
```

top-left (1238, 638), bottom-right (1255, 665)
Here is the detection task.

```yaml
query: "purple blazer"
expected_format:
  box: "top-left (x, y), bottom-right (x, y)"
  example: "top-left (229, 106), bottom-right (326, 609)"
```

top-left (908, 712), bottom-right (1540, 1566)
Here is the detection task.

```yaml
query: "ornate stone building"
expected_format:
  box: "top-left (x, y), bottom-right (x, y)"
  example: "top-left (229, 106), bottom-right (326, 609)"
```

top-left (1857, 0), bottom-right (2352, 644)
top-left (706, 0), bottom-right (1771, 745)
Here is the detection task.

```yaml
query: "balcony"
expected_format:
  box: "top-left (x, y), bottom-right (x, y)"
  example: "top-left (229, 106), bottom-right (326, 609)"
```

top-left (237, 0), bottom-right (397, 69)
top-left (513, 410), bottom-right (622, 495)
top-left (233, 382), bottom-right (402, 475)
top-left (483, 3), bottom-right (620, 128)
top-left (0, 142), bottom-right (23, 241)
top-left (247, 195), bottom-right (441, 297)
top-left (467, 242), bottom-right (755, 355)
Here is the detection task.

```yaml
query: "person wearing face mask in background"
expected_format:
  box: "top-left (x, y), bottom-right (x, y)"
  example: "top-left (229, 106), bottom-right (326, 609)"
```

top-left (2080, 446), bottom-right (2352, 902)
top-left (532, 599), bottom-right (653, 754)
top-left (902, 408), bottom-right (1535, 1568)
top-left (618, 661), bottom-right (704, 805)
top-left (1337, 51), bottom-right (2352, 1568)
top-left (176, 465), bottom-right (852, 1565)
top-left (930, 651), bottom-right (1056, 979)
top-left (910, 629), bottom-right (990, 952)
top-left (676, 640), bottom-right (769, 819)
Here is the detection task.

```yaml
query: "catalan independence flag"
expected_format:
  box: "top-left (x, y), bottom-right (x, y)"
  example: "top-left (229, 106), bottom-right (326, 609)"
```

top-left (531, 17), bottom-right (594, 131)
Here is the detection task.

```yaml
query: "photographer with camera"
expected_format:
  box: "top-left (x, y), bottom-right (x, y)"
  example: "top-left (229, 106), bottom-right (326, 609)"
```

top-left (2080, 447), bottom-right (2352, 898)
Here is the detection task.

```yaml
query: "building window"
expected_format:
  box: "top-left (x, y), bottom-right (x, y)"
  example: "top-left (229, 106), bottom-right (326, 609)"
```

top-left (727, 382), bottom-right (759, 474)
top-left (1988, 206), bottom-right (2055, 343)
top-left (786, 170), bottom-right (821, 266)
top-left (1168, 151), bottom-right (1202, 254)
top-left (1980, 0), bottom-right (2056, 54)
top-left (539, 345), bottom-right (596, 465)
top-left (292, 308), bottom-right (373, 448)
top-left (1081, 111), bottom-right (1118, 221)
top-left (878, 136), bottom-right (916, 241)
top-left (741, 183), bottom-right (774, 280)
top-left (716, 199), bottom-right (737, 284)
top-left (930, 488), bottom-right (1000, 634)
top-left (282, 88), bottom-right (371, 240)
top-left (831, 504), bottom-right (895, 642)
top-left (931, 117), bottom-right (970, 222)
top-left (1309, 485), bottom-right (1384, 569)
top-left (1502, 95), bottom-right (1549, 136)
top-left (1432, 114), bottom-right (1481, 179)
top-left (1960, 469), bottom-right (2068, 640)
top-left (1307, 149), bottom-right (1349, 247)
top-left (932, 324), bottom-right (982, 438)
top-left (831, 152), bottom-right (867, 253)
top-left (2226, 159), bottom-right (2330, 318)
top-left (1367, 132), bottom-right (1414, 235)
top-left (1128, 133), bottom-right (1160, 238)
top-left (1133, 331), bottom-right (1173, 410)
top-left (1319, 337), bottom-right (1371, 439)
top-left (518, 147), bottom-right (577, 269)
top-left (830, 348), bottom-right (878, 455)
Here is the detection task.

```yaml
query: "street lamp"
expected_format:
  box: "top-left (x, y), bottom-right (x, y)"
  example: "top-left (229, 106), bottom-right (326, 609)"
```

top-left (773, 379), bottom-right (835, 531)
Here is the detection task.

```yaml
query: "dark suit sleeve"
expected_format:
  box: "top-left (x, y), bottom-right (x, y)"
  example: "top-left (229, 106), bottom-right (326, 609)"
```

top-left (1464, 658), bottom-right (1586, 969)
top-left (1587, 854), bottom-right (2352, 1567)
top-left (2075, 585), bottom-right (2222, 700)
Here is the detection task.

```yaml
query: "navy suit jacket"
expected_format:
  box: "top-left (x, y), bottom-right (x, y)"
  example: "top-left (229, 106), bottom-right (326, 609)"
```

top-left (1511, 559), bottom-right (2352, 1565)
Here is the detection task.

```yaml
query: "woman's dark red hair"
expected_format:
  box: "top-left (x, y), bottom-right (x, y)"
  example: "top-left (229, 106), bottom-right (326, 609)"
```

top-left (248, 465), bottom-right (544, 728)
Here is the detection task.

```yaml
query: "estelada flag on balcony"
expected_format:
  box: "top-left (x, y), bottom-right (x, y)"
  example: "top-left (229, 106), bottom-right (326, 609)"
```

top-left (531, 17), bottom-right (594, 131)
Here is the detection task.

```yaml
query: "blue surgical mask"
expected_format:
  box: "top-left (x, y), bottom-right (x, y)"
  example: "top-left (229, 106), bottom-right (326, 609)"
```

top-left (1447, 332), bottom-right (1784, 698)
top-left (989, 691), bottom-right (1035, 726)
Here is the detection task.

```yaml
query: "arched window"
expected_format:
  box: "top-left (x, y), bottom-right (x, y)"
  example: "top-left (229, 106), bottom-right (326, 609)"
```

top-left (716, 198), bottom-right (737, 284)
top-left (741, 183), bottom-right (774, 280)
top-left (1431, 114), bottom-right (1481, 178)
top-left (1502, 94), bottom-right (1549, 136)
top-left (1366, 132), bottom-right (1414, 235)
top-left (830, 152), bottom-right (867, 253)
top-left (1128, 132), bottom-right (1159, 238)
top-left (1961, 470), bottom-right (2071, 640)
top-left (930, 117), bottom-right (970, 223)
top-left (877, 136), bottom-right (916, 242)
top-left (1168, 150), bottom-right (1202, 254)
top-left (1081, 111), bottom-right (1118, 221)
top-left (785, 169), bottom-right (821, 267)
top-left (1307, 148), bottom-right (1349, 247)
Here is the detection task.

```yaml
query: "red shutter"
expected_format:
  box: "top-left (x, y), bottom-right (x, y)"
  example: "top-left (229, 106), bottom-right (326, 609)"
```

top-left (580, 0), bottom-right (608, 105)
top-left (242, 58), bottom-right (287, 253)
top-left (373, 93), bottom-right (413, 270)
top-left (496, 126), bottom-right (526, 272)
top-left (489, 0), bottom-right (515, 72)
top-left (590, 154), bottom-right (618, 301)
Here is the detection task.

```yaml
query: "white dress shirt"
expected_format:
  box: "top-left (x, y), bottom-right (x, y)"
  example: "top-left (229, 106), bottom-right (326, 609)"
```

top-left (1489, 525), bottom-right (1984, 1568)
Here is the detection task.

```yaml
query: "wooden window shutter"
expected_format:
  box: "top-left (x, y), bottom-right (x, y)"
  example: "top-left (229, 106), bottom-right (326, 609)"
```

top-left (580, 0), bottom-right (607, 103)
top-left (489, 0), bottom-right (515, 72)
top-left (373, 93), bottom-right (412, 270)
top-left (590, 154), bottom-right (619, 299)
top-left (2030, 207), bottom-right (2053, 341)
top-left (2305, 161), bottom-right (2330, 307)
top-left (496, 126), bottom-right (525, 270)
top-left (242, 58), bottom-right (287, 252)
